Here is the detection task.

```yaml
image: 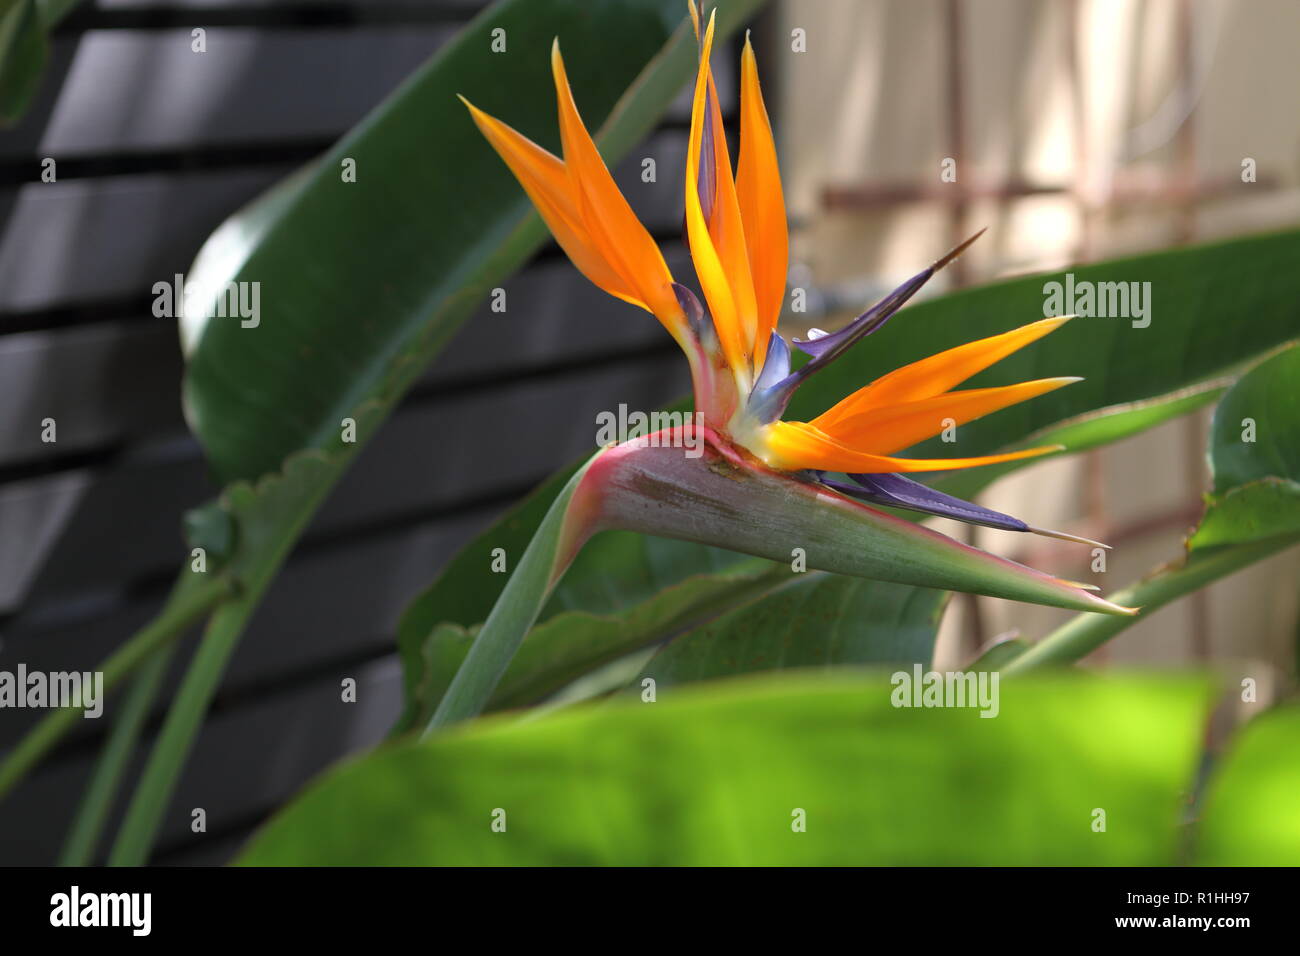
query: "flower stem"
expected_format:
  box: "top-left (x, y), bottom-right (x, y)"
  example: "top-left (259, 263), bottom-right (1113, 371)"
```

top-left (58, 643), bottom-right (178, 865)
top-left (0, 570), bottom-right (232, 802)
top-left (424, 456), bottom-right (599, 734)
top-left (1002, 536), bottom-right (1297, 674)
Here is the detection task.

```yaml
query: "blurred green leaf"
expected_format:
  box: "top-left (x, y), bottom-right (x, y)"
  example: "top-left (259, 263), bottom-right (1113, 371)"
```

top-left (240, 672), bottom-right (1211, 865)
top-left (969, 636), bottom-right (1032, 670)
top-left (1195, 706), bottom-right (1300, 866)
top-left (0, 0), bottom-right (45, 125)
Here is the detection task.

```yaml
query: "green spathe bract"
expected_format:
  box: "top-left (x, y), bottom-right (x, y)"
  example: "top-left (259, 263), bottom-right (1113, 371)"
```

top-left (427, 426), bottom-right (1132, 731)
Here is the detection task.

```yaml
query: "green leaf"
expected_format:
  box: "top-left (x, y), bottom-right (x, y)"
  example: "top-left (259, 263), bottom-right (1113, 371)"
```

top-left (1188, 478), bottom-right (1300, 551)
top-left (423, 456), bottom-right (599, 731)
top-left (935, 378), bottom-right (1229, 502)
top-left (0, 0), bottom-right (45, 125)
top-left (1194, 706), bottom-right (1300, 866)
top-left (401, 556), bottom-right (784, 730)
top-left (969, 636), bottom-right (1032, 671)
top-left (395, 468), bottom-right (761, 730)
top-left (788, 229), bottom-right (1300, 460)
top-left (1005, 345), bottom-right (1300, 673)
top-left (1187, 344), bottom-right (1300, 550)
top-left (633, 573), bottom-right (949, 688)
top-left (238, 672), bottom-right (1211, 865)
top-left (1208, 343), bottom-right (1300, 491)
top-left (180, 0), bottom-right (766, 485)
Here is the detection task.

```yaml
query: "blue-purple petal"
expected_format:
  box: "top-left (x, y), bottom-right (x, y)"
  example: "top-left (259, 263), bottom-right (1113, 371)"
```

top-left (791, 228), bottom-right (986, 366)
top-left (673, 282), bottom-right (713, 344)
top-left (697, 89), bottom-right (718, 221)
top-left (818, 471), bottom-right (1030, 533)
top-left (745, 331), bottom-right (793, 422)
top-left (791, 269), bottom-right (931, 361)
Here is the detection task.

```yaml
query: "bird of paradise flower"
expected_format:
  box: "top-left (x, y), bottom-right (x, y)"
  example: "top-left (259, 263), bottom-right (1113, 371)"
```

top-left (432, 2), bottom-right (1134, 729)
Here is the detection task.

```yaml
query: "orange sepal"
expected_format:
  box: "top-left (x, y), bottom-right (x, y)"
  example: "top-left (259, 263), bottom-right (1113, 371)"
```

top-left (814, 377), bottom-right (1081, 455)
top-left (736, 34), bottom-right (788, 371)
top-left (839, 316), bottom-right (1075, 413)
top-left (762, 420), bottom-right (1063, 474)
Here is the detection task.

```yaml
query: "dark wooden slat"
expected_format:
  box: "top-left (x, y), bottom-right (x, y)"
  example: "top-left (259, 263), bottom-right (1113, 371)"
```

top-left (0, 323), bottom-right (185, 465)
top-left (0, 351), bottom-right (690, 614)
top-left (0, 503), bottom-right (498, 747)
top-left (0, 244), bottom-right (687, 468)
top-left (0, 168), bottom-right (288, 315)
top-left (0, 27), bottom-right (457, 162)
top-left (0, 130), bottom-right (685, 316)
top-left (0, 655), bottom-right (406, 865)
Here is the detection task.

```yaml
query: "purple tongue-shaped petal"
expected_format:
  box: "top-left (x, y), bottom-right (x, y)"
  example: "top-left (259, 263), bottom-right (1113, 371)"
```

top-left (740, 230), bottom-right (987, 423)
top-left (792, 271), bottom-right (928, 361)
top-left (791, 228), bottom-right (986, 366)
top-left (674, 281), bottom-right (704, 327)
top-left (745, 331), bottom-right (792, 421)
top-left (697, 88), bottom-right (718, 221)
top-left (817, 471), bottom-right (1030, 532)
top-left (753, 330), bottom-right (790, 389)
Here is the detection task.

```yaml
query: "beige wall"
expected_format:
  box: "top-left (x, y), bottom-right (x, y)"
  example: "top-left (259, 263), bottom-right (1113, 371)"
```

top-left (764, 0), bottom-right (1300, 681)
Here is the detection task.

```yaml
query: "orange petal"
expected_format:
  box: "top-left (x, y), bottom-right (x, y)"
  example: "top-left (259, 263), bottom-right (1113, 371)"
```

top-left (814, 377), bottom-right (1081, 454)
top-left (684, 9), bottom-right (751, 382)
top-left (737, 34), bottom-right (788, 371)
top-left (701, 51), bottom-right (758, 355)
top-left (762, 420), bottom-right (1062, 474)
top-left (550, 41), bottom-right (683, 324)
top-left (460, 96), bottom-right (642, 310)
top-left (688, 0), bottom-right (703, 37)
top-left (842, 316), bottom-right (1075, 412)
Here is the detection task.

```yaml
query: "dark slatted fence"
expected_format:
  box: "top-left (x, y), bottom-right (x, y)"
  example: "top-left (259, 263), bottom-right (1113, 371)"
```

top-left (0, 0), bottom-right (742, 864)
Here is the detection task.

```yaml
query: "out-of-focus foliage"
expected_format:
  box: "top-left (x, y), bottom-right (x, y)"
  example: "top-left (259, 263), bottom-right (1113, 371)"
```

top-left (1191, 344), bottom-right (1300, 550)
top-left (1195, 706), bottom-right (1300, 866)
top-left (241, 673), bottom-right (1211, 866)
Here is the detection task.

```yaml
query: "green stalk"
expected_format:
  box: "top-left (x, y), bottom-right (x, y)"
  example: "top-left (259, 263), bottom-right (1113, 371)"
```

top-left (1003, 536), bottom-right (1298, 674)
top-left (58, 644), bottom-right (177, 866)
top-left (425, 459), bottom-right (596, 733)
top-left (105, 470), bottom-right (340, 866)
top-left (0, 571), bottom-right (232, 801)
top-left (108, 605), bottom-right (247, 865)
